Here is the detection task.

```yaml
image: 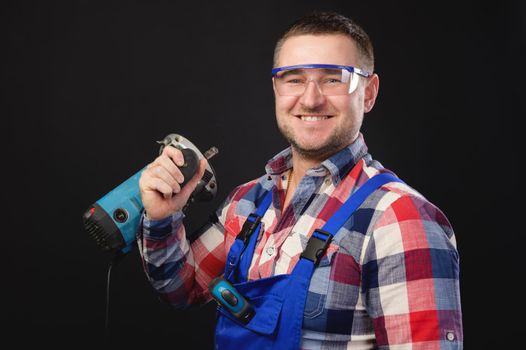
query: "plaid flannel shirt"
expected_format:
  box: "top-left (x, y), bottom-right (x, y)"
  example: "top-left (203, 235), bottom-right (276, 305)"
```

top-left (137, 134), bottom-right (463, 349)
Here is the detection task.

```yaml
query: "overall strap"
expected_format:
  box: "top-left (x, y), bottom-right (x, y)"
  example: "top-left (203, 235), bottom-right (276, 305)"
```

top-left (300, 172), bottom-right (403, 266)
top-left (323, 172), bottom-right (402, 233)
top-left (237, 191), bottom-right (273, 281)
top-left (225, 191), bottom-right (273, 282)
top-left (237, 191), bottom-right (273, 245)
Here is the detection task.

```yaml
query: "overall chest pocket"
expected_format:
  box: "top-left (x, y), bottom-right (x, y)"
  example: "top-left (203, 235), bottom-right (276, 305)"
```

top-left (214, 276), bottom-right (289, 350)
top-left (303, 244), bottom-right (339, 319)
top-left (303, 247), bottom-right (364, 337)
top-left (217, 294), bottom-right (283, 335)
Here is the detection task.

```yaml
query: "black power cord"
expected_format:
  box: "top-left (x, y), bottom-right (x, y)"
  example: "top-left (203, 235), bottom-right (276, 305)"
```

top-left (105, 252), bottom-right (125, 343)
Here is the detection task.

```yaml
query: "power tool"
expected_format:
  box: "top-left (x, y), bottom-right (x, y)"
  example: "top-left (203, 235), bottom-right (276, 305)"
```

top-left (209, 276), bottom-right (256, 324)
top-left (82, 134), bottom-right (219, 254)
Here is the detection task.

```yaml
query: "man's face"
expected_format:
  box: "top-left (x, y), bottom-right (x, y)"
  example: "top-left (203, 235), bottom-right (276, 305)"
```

top-left (273, 34), bottom-right (377, 160)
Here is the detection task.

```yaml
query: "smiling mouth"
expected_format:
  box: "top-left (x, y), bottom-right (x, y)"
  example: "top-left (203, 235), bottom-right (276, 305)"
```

top-left (296, 115), bottom-right (333, 121)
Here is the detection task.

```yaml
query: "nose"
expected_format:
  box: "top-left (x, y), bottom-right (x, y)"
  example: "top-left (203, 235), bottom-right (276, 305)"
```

top-left (299, 79), bottom-right (326, 109)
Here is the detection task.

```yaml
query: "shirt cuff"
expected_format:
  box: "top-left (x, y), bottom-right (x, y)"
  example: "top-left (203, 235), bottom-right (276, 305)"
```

top-left (142, 211), bottom-right (185, 240)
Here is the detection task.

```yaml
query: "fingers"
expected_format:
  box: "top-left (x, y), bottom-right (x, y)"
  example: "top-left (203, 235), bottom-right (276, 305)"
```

top-left (152, 165), bottom-right (182, 194)
top-left (143, 147), bottom-right (187, 197)
top-left (197, 158), bottom-right (208, 179)
top-left (143, 147), bottom-right (207, 199)
top-left (161, 145), bottom-right (185, 167)
top-left (151, 177), bottom-right (176, 198)
top-left (140, 167), bottom-right (176, 196)
top-left (157, 156), bottom-right (184, 184)
top-left (139, 146), bottom-right (208, 218)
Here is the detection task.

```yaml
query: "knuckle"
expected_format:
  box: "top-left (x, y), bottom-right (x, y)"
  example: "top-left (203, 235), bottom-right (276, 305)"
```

top-left (154, 166), bottom-right (167, 177)
top-left (139, 172), bottom-right (151, 184)
top-left (161, 157), bottom-right (177, 172)
top-left (163, 145), bottom-right (179, 158)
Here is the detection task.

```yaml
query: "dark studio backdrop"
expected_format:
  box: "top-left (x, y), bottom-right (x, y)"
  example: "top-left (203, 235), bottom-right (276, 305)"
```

top-left (3, 0), bottom-right (524, 348)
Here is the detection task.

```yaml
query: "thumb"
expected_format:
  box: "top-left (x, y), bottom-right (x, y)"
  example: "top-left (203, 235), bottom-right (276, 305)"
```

top-left (177, 158), bottom-right (208, 199)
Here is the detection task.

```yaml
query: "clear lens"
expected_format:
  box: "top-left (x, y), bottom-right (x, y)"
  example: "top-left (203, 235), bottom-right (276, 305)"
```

top-left (273, 68), bottom-right (358, 96)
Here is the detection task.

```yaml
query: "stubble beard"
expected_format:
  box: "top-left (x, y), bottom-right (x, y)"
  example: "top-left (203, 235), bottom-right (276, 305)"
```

top-left (277, 119), bottom-right (358, 162)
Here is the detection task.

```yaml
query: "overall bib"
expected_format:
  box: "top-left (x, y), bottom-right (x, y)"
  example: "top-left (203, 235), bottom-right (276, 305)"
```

top-left (214, 173), bottom-right (401, 350)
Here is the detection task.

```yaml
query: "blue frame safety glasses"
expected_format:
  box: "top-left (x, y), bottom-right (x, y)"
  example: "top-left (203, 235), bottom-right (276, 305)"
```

top-left (271, 64), bottom-right (371, 96)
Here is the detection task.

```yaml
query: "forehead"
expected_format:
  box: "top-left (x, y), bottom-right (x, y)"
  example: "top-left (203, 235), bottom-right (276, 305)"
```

top-left (276, 34), bottom-right (359, 68)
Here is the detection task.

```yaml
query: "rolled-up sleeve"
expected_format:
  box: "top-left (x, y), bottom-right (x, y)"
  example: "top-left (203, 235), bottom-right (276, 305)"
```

top-left (137, 206), bottom-right (227, 307)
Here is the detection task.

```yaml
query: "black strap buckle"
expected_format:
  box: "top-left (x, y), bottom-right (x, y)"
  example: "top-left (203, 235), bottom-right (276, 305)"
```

top-left (236, 214), bottom-right (262, 245)
top-left (300, 229), bottom-right (334, 266)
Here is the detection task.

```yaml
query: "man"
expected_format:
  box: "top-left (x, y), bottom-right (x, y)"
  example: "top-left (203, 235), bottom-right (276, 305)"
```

top-left (137, 11), bottom-right (463, 349)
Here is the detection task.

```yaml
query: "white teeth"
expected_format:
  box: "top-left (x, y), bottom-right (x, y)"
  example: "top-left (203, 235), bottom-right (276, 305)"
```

top-left (300, 116), bottom-right (328, 121)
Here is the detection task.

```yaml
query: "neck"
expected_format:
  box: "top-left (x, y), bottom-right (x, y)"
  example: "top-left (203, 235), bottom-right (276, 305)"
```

top-left (288, 134), bottom-right (360, 182)
top-left (283, 149), bottom-right (320, 211)
top-left (288, 148), bottom-right (322, 185)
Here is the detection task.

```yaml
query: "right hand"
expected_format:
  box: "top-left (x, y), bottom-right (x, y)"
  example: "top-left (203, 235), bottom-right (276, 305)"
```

top-left (139, 146), bottom-right (207, 220)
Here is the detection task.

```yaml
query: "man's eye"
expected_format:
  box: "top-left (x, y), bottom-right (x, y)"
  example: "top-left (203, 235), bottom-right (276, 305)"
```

top-left (285, 78), bottom-right (304, 84)
top-left (324, 78), bottom-right (342, 84)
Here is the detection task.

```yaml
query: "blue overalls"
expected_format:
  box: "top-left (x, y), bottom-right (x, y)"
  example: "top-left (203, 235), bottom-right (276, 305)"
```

top-left (214, 173), bottom-right (402, 349)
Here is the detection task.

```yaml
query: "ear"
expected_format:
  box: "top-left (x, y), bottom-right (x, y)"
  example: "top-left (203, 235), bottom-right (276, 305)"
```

top-left (363, 73), bottom-right (379, 113)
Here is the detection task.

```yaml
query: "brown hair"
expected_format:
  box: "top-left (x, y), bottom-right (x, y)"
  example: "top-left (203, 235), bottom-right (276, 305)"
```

top-left (273, 11), bottom-right (374, 72)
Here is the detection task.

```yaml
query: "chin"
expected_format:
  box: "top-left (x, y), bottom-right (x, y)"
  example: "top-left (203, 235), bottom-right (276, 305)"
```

top-left (292, 141), bottom-right (339, 160)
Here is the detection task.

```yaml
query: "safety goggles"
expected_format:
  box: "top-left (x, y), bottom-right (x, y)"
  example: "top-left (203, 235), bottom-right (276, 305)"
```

top-left (271, 64), bottom-right (371, 96)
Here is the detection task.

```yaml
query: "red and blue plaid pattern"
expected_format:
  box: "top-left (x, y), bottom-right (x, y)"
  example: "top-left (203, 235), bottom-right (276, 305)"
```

top-left (138, 133), bottom-right (463, 349)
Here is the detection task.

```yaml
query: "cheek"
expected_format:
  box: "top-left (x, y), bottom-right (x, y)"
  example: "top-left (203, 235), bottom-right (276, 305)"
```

top-left (275, 95), bottom-right (297, 114)
top-left (333, 92), bottom-right (363, 115)
top-left (327, 96), bottom-right (352, 114)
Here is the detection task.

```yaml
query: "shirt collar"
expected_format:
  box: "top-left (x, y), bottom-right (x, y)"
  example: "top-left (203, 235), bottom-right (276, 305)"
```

top-left (265, 133), bottom-right (369, 186)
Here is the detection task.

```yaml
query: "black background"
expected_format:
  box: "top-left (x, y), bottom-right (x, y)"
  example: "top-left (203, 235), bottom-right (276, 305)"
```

top-left (3, 0), bottom-right (524, 348)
